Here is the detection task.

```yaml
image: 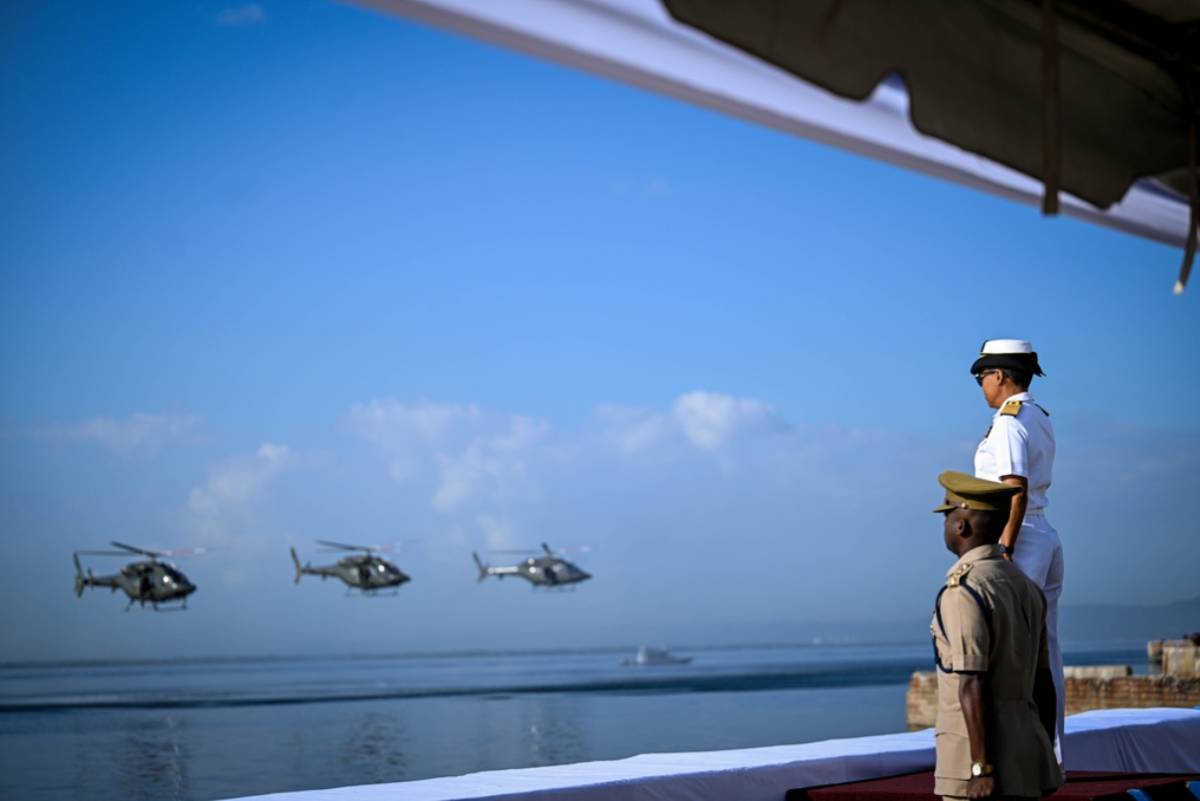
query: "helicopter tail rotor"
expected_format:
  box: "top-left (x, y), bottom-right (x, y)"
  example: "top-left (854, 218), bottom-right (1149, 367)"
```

top-left (289, 547), bottom-right (305, 584)
top-left (472, 552), bottom-right (490, 582)
top-left (72, 553), bottom-right (85, 598)
top-left (71, 553), bottom-right (100, 597)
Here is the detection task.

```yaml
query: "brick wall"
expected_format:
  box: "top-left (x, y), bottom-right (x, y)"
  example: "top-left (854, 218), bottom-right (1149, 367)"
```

top-left (1063, 674), bottom-right (1200, 715)
top-left (907, 672), bottom-right (939, 730)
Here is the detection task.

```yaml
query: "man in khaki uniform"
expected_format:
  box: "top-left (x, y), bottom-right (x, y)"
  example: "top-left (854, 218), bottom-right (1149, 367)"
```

top-left (931, 471), bottom-right (1061, 800)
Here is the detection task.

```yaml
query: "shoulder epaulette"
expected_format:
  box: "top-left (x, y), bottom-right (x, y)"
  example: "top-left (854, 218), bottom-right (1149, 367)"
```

top-left (946, 562), bottom-right (974, 588)
top-left (932, 567), bottom-right (992, 673)
top-left (1000, 400), bottom-right (1023, 417)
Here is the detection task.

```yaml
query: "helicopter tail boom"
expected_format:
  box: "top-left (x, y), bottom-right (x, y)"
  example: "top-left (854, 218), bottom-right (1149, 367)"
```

top-left (72, 552), bottom-right (119, 596)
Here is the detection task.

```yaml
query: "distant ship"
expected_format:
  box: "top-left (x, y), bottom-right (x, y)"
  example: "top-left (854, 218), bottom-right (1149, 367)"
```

top-left (621, 646), bottom-right (693, 666)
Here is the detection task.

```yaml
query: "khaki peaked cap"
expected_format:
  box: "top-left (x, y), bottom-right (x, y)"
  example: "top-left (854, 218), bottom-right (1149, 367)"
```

top-left (933, 470), bottom-right (1019, 513)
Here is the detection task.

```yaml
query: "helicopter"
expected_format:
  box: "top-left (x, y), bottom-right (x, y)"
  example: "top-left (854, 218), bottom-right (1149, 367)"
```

top-left (72, 541), bottom-right (199, 610)
top-left (289, 540), bottom-right (411, 595)
top-left (472, 543), bottom-right (592, 588)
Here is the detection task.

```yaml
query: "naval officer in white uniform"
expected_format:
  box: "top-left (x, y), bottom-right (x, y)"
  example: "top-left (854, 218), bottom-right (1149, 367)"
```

top-left (970, 338), bottom-right (1065, 761)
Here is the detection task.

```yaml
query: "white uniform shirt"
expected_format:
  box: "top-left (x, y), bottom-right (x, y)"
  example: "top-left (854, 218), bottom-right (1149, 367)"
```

top-left (974, 391), bottom-right (1055, 511)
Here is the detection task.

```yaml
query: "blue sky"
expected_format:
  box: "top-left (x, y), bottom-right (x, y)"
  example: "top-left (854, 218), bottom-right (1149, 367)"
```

top-left (1, 1), bottom-right (1197, 661)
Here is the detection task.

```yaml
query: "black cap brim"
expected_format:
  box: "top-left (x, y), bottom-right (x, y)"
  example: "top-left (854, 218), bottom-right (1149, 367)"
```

top-left (970, 353), bottom-right (1044, 376)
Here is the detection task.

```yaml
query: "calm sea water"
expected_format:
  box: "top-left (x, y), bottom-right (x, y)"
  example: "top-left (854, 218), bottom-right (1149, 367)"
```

top-left (0, 642), bottom-right (1146, 801)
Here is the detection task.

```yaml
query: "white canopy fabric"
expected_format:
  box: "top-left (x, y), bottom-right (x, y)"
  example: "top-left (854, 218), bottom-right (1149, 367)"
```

top-left (354, 0), bottom-right (1191, 253)
top-left (225, 707), bottom-right (1200, 801)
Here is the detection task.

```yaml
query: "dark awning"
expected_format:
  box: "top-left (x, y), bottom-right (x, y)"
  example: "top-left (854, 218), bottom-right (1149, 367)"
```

top-left (664, 0), bottom-right (1200, 289)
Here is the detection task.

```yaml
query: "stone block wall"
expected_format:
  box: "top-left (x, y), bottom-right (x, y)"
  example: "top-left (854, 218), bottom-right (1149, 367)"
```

top-left (1148, 639), bottom-right (1194, 664)
top-left (1162, 644), bottom-right (1200, 676)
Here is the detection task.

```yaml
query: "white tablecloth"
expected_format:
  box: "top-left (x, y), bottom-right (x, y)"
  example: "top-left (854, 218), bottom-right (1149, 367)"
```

top-left (230, 707), bottom-right (1200, 801)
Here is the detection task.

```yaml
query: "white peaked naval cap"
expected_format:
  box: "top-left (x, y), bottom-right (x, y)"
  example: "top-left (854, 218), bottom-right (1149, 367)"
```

top-left (979, 339), bottom-right (1035, 355)
top-left (971, 339), bottom-right (1045, 376)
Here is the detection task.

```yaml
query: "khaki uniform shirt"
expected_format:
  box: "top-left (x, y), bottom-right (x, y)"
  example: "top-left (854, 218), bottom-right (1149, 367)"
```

top-left (932, 544), bottom-right (1062, 799)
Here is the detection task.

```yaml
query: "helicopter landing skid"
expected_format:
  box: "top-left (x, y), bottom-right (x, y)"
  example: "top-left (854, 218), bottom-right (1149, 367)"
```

top-left (124, 600), bottom-right (189, 612)
top-left (346, 589), bottom-right (401, 598)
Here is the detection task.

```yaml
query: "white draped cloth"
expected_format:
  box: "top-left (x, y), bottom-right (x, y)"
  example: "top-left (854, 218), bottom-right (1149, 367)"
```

top-left (227, 707), bottom-right (1200, 801)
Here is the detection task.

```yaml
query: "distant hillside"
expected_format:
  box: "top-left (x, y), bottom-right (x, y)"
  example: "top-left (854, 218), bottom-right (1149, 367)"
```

top-left (1058, 595), bottom-right (1200, 643)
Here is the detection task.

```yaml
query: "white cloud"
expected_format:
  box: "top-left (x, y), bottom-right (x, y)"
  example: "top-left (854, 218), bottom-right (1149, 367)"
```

top-left (350, 394), bottom-right (890, 519)
top-left (348, 392), bottom-right (911, 559)
top-left (595, 404), bottom-right (670, 455)
top-left (348, 399), bottom-right (549, 512)
top-left (597, 391), bottom-right (781, 454)
top-left (476, 514), bottom-right (519, 551)
top-left (49, 412), bottom-right (201, 455)
top-left (188, 442), bottom-right (294, 518)
top-left (673, 391), bottom-right (776, 450)
top-left (182, 442), bottom-right (302, 585)
top-left (217, 3), bottom-right (266, 27)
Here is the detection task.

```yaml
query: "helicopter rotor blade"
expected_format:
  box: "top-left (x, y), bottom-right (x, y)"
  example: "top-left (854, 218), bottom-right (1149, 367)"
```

top-left (315, 539), bottom-right (372, 552)
top-left (156, 546), bottom-right (211, 558)
top-left (110, 541), bottom-right (162, 558)
top-left (353, 542), bottom-right (398, 553)
top-left (487, 545), bottom-right (594, 556)
top-left (315, 538), bottom-right (416, 554)
top-left (75, 550), bottom-right (131, 556)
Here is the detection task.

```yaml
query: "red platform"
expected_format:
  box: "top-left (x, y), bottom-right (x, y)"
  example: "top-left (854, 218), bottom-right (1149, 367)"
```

top-left (787, 771), bottom-right (1200, 801)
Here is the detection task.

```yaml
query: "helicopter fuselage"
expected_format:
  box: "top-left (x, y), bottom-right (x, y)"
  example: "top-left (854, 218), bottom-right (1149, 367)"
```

top-left (78, 560), bottom-right (197, 608)
top-left (475, 554), bottom-right (591, 587)
top-left (292, 549), bottom-right (410, 592)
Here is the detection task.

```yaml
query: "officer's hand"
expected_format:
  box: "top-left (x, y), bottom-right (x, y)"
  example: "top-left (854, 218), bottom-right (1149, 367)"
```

top-left (966, 776), bottom-right (995, 799)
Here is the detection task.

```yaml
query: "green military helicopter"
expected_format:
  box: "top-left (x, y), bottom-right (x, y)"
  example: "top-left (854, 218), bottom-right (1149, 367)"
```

top-left (289, 540), bottom-right (411, 595)
top-left (73, 541), bottom-right (199, 610)
top-left (472, 543), bottom-right (592, 589)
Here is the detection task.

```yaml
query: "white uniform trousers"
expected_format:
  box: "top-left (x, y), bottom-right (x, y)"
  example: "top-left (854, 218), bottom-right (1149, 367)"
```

top-left (1012, 512), bottom-right (1065, 762)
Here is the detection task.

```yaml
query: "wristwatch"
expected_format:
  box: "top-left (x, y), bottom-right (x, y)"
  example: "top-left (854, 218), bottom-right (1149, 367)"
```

top-left (971, 761), bottom-right (995, 777)
top-left (997, 543), bottom-right (1010, 555)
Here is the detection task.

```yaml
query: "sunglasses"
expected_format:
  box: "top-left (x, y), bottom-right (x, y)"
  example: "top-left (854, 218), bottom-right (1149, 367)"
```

top-left (974, 369), bottom-right (1001, 386)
